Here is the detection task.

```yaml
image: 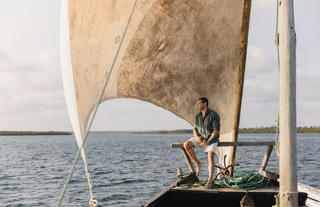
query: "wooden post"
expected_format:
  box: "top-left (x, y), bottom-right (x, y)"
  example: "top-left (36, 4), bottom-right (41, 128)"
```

top-left (170, 143), bottom-right (195, 173)
top-left (260, 145), bottom-right (273, 171)
top-left (279, 0), bottom-right (298, 206)
top-left (180, 147), bottom-right (195, 173)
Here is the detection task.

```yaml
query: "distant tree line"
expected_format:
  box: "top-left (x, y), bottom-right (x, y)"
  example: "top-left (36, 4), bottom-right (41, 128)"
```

top-left (132, 129), bottom-right (193, 134)
top-left (132, 126), bottom-right (320, 134)
top-left (1, 126), bottom-right (319, 136)
top-left (0, 131), bottom-right (72, 136)
top-left (239, 126), bottom-right (320, 133)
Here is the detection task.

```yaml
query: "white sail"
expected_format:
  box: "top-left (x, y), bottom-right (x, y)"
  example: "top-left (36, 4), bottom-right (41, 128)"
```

top-left (60, 0), bottom-right (251, 193)
top-left (60, 0), bottom-right (88, 167)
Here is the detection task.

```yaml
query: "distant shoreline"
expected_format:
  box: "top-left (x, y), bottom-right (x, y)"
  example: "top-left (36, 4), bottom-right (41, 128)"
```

top-left (1, 126), bottom-right (319, 136)
top-left (130, 126), bottom-right (320, 134)
top-left (0, 131), bottom-right (72, 136)
top-left (239, 126), bottom-right (320, 133)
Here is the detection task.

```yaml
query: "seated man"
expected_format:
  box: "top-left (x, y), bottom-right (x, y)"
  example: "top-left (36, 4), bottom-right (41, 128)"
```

top-left (183, 97), bottom-right (220, 187)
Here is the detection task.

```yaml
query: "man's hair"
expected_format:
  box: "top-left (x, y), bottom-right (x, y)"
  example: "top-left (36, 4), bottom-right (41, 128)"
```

top-left (198, 97), bottom-right (209, 106)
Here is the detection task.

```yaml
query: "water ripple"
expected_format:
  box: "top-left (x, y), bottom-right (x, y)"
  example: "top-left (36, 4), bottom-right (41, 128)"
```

top-left (0, 133), bottom-right (319, 206)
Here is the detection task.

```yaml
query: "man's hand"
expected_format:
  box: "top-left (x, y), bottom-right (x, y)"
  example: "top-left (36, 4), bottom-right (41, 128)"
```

top-left (201, 140), bottom-right (209, 147)
top-left (195, 135), bottom-right (203, 144)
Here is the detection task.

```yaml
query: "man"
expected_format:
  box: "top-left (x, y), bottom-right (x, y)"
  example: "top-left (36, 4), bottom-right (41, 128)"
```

top-left (183, 97), bottom-right (220, 187)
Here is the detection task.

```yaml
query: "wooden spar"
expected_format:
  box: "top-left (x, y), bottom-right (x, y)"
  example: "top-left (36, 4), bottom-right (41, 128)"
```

top-left (171, 142), bottom-right (275, 148)
top-left (279, 0), bottom-right (298, 206)
top-left (171, 141), bottom-right (277, 181)
top-left (229, 0), bottom-right (252, 175)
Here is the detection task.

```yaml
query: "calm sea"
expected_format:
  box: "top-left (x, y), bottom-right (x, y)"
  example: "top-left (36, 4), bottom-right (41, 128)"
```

top-left (0, 133), bottom-right (319, 206)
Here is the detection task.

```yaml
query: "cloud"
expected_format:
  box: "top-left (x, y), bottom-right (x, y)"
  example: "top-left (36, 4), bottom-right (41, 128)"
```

top-left (240, 44), bottom-right (279, 127)
top-left (241, 43), bottom-right (320, 127)
top-left (252, 0), bottom-right (275, 13)
top-left (0, 0), bottom-right (319, 131)
top-left (296, 66), bottom-right (320, 124)
top-left (0, 49), bottom-right (68, 130)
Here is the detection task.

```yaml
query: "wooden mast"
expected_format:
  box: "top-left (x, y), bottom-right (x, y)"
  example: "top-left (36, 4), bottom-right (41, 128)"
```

top-left (229, 0), bottom-right (252, 174)
top-left (279, 0), bottom-right (298, 206)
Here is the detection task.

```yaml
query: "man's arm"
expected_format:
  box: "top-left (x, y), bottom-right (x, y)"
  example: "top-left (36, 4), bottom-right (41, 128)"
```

top-left (204, 113), bottom-right (220, 145)
top-left (193, 128), bottom-right (203, 143)
top-left (193, 114), bottom-right (203, 144)
top-left (206, 130), bottom-right (219, 143)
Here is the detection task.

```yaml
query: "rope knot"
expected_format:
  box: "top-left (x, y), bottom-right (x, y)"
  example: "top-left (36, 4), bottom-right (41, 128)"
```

top-left (90, 197), bottom-right (98, 207)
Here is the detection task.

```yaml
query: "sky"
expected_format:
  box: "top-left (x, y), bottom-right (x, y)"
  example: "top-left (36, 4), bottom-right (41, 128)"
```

top-left (0, 0), bottom-right (319, 131)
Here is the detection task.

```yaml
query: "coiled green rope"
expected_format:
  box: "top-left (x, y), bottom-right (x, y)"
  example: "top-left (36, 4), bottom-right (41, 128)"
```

top-left (176, 172), bottom-right (270, 191)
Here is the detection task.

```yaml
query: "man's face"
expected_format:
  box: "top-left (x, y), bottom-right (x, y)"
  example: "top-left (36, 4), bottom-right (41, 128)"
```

top-left (196, 100), bottom-right (205, 111)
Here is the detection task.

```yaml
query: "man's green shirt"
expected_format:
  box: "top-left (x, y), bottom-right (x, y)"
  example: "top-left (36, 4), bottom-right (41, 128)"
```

top-left (194, 108), bottom-right (220, 144)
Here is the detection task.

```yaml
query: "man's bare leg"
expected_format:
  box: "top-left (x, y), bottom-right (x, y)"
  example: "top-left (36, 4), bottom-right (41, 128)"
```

top-left (184, 141), bottom-right (202, 176)
top-left (205, 151), bottom-right (215, 187)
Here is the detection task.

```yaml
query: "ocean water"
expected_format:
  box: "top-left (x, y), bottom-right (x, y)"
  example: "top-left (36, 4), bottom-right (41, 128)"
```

top-left (0, 133), bottom-right (319, 207)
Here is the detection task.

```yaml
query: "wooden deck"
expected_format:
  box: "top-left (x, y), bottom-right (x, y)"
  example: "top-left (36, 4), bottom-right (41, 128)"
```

top-left (142, 141), bottom-right (317, 207)
top-left (143, 182), bottom-right (308, 207)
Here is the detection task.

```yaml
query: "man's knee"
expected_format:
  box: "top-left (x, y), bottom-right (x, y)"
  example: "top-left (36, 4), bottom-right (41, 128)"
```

top-left (184, 140), bottom-right (193, 150)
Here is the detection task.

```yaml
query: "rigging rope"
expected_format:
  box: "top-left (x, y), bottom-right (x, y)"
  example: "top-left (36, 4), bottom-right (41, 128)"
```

top-left (275, 0), bottom-right (281, 157)
top-left (275, 0), bottom-right (281, 204)
top-left (56, 0), bottom-right (138, 206)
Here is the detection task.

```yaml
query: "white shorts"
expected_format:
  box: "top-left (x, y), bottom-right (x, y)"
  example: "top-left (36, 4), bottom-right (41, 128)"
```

top-left (188, 137), bottom-right (218, 153)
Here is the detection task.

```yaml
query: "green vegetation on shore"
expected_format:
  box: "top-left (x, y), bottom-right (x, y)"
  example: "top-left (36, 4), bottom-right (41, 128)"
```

top-left (132, 126), bottom-right (320, 134)
top-left (239, 126), bottom-right (320, 133)
top-left (132, 129), bottom-right (193, 134)
top-left (0, 131), bottom-right (72, 136)
top-left (1, 126), bottom-right (319, 136)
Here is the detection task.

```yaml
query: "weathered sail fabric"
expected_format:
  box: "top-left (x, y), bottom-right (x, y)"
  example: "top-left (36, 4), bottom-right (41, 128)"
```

top-left (61, 0), bottom-right (250, 175)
